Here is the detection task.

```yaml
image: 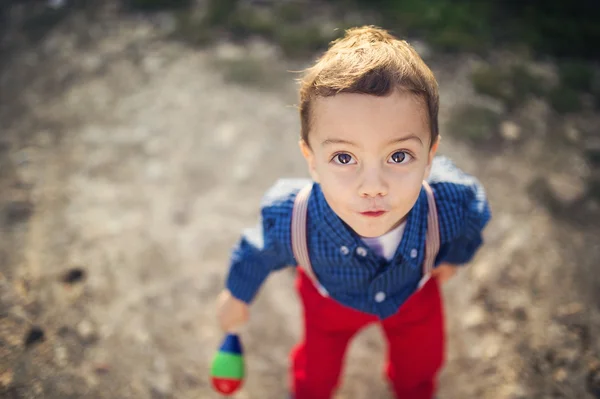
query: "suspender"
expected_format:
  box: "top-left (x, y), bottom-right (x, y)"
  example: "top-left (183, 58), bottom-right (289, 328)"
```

top-left (291, 181), bottom-right (440, 296)
top-left (291, 183), bottom-right (329, 296)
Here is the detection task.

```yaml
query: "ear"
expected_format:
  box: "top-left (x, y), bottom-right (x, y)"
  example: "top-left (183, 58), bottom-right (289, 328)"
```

top-left (299, 139), bottom-right (320, 182)
top-left (424, 135), bottom-right (440, 180)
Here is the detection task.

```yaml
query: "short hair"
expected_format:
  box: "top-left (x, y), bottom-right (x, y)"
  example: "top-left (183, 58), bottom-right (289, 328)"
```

top-left (299, 26), bottom-right (439, 147)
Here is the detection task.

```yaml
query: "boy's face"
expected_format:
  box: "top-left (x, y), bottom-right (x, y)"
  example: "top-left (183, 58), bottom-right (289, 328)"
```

top-left (300, 91), bottom-right (438, 238)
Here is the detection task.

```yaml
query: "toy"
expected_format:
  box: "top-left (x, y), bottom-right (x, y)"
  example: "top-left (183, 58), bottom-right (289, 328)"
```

top-left (210, 333), bottom-right (245, 395)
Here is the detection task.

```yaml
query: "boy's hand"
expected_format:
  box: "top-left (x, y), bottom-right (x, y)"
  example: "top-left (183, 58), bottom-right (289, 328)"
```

top-left (430, 263), bottom-right (459, 284)
top-left (216, 289), bottom-right (250, 332)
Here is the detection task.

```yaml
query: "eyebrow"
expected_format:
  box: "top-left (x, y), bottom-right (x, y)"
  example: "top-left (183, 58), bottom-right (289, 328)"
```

top-left (321, 134), bottom-right (424, 147)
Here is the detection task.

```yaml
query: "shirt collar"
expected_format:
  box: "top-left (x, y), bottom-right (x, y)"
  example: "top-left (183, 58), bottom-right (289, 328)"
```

top-left (310, 182), bottom-right (429, 265)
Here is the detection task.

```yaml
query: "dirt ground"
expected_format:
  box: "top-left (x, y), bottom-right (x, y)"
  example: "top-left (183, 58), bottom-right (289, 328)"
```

top-left (1, 4), bottom-right (600, 399)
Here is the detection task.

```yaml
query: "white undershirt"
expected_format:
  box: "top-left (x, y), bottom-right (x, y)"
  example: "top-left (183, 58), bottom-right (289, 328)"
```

top-left (360, 222), bottom-right (406, 261)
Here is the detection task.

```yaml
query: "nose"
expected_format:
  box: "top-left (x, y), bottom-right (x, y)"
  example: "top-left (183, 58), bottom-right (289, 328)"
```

top-left (359, 166), bottom-right (388, 198)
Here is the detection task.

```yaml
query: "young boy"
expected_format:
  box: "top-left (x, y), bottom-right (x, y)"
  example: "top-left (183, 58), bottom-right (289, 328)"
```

top-left (216, 26), bottom-right (491, 399)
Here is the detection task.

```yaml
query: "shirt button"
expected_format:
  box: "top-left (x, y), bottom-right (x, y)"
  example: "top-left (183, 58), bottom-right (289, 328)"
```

top-left (340, 246), bottom-right (350, 255)
top-left (374, 291), bottom-right (386, 303)
top-left (356, 247), bottom-right (367, 257)
top-left (410, 248), bottom-right (418, 259)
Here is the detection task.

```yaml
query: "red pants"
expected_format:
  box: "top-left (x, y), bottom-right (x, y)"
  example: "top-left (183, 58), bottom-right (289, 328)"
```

top-left (289, 269), bottom-right (445, 399)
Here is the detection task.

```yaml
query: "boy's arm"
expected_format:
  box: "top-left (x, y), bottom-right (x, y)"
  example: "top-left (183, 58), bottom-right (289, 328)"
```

top-left (225, 217), bottom-right (293, 303)
top-left (432, 188), bottom-right (490, 284)
top-left (225, 180), bottom-right (300, 304)
top-left (217, 187), bottom-right (297, 332)
top-left (430, 157), bottom-right (491, 274)
top-left (439, 179), bottom-right (491, 266)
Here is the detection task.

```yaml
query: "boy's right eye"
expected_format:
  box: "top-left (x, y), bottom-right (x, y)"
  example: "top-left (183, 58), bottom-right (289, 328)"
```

top-left (332, 153), bottom-right (356, 165)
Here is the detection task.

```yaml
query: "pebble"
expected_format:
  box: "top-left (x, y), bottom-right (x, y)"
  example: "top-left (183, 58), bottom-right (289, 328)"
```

top-left (0, 369), bottom-right (13, 388)
top-left (76, 320), bottom-right (97, 344)
top-left (463, 306), bottom-right (486, 328)
top-left (54, 344), bottom-right (69, 367)
top-left (546, 173), bottom-right (586, 204)
top-left (500, 121), bottom-right (521, 141)
top-left (564, 122), bottom-right (581, 143)
top-left (553, 367), bottom-right (568, 382)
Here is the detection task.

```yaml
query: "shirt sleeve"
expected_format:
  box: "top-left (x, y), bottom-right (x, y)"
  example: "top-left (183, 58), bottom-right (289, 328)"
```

top-left (225, 181), bottom-right (299, 304)
top-left (439, 177), bottom-right (491, 265)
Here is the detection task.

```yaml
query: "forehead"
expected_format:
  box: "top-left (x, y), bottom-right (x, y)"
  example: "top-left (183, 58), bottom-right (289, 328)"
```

top-left (310, 91), bottom-right (430, 146)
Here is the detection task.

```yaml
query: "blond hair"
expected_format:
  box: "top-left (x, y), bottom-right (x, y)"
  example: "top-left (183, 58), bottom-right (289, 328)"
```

top-left (299, 26), bottom-right (439, 147)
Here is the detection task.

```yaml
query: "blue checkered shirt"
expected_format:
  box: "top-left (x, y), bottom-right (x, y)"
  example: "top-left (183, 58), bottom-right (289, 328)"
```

top-left (226, 156), bottom-right (491, 319)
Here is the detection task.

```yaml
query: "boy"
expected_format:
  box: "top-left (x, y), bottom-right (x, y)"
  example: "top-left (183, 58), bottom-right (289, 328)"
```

top-left (216, 26), bottom-right (491, 399)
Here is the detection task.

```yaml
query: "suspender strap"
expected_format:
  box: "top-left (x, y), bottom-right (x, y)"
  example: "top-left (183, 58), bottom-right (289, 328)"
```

top-left (291, 181), bottom-right (440, 296)
top-left (418, 180), bottom-right (440, 289)
top-left (291, 184), bottom-right (329, 296)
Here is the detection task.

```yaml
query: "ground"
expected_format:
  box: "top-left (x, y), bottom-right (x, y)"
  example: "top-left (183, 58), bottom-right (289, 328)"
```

top-left (1, 4), bottom-right (600, 399)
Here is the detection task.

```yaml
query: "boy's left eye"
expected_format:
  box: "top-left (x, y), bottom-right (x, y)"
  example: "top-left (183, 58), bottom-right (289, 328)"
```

top-left (389, 151), bottom-right (412, 164)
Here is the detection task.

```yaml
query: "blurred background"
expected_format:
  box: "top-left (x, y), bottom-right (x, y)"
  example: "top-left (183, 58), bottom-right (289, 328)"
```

top-left (1, 1), bottom-right (599, 398)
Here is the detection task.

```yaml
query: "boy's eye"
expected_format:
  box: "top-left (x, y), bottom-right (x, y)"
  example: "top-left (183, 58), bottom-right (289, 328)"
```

top-left (333, 153), bottom-right (355, 165)
top-left (389, 151), bottom-right (412, 164)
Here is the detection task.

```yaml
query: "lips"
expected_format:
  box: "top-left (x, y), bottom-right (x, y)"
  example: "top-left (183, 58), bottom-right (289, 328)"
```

top-left (360, 211), bottom-right (386, 217)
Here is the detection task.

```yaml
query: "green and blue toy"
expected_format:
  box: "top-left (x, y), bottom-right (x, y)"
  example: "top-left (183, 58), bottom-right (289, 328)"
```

top-left (210, 333), bottom-right (245, 395)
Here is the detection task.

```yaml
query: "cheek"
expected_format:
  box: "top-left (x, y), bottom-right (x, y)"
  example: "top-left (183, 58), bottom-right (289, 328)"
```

top-left (316, 163), bottom-right (355, 186)
top-left (318, 171), bottom-right (355, 208)
top-left (388, 167), bottom-right (426, 202)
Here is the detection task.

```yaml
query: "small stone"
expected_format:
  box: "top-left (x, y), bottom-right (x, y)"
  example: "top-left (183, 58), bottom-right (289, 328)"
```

top-left (501, 121), bottom-right (521, 141)
top-left (546, 173), bottom-right (586, 205)
top-left (483, 341), bottom-right (501, 359)
top-left (557, 302), bottom-right (583, 316)
top-left (553, 368), bottom-right (568, 383)
top-left (76, 320), bottom-right (97, 344)
top-left (0, 369), bottom-right (13, 388)
top-left (463, 306), bottom-right (486, 328)
top-left (565, 123), bottom-right (581, 142)
top-left (54, 344), bottom-right (69, 367)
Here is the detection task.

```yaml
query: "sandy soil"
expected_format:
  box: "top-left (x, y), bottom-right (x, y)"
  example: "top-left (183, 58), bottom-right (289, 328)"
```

top-left (1, 5), bottom-right (600, 399)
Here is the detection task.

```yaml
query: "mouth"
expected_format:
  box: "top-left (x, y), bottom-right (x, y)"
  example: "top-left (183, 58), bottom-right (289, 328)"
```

top-left (360, 210), bottom-right (386, 217)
